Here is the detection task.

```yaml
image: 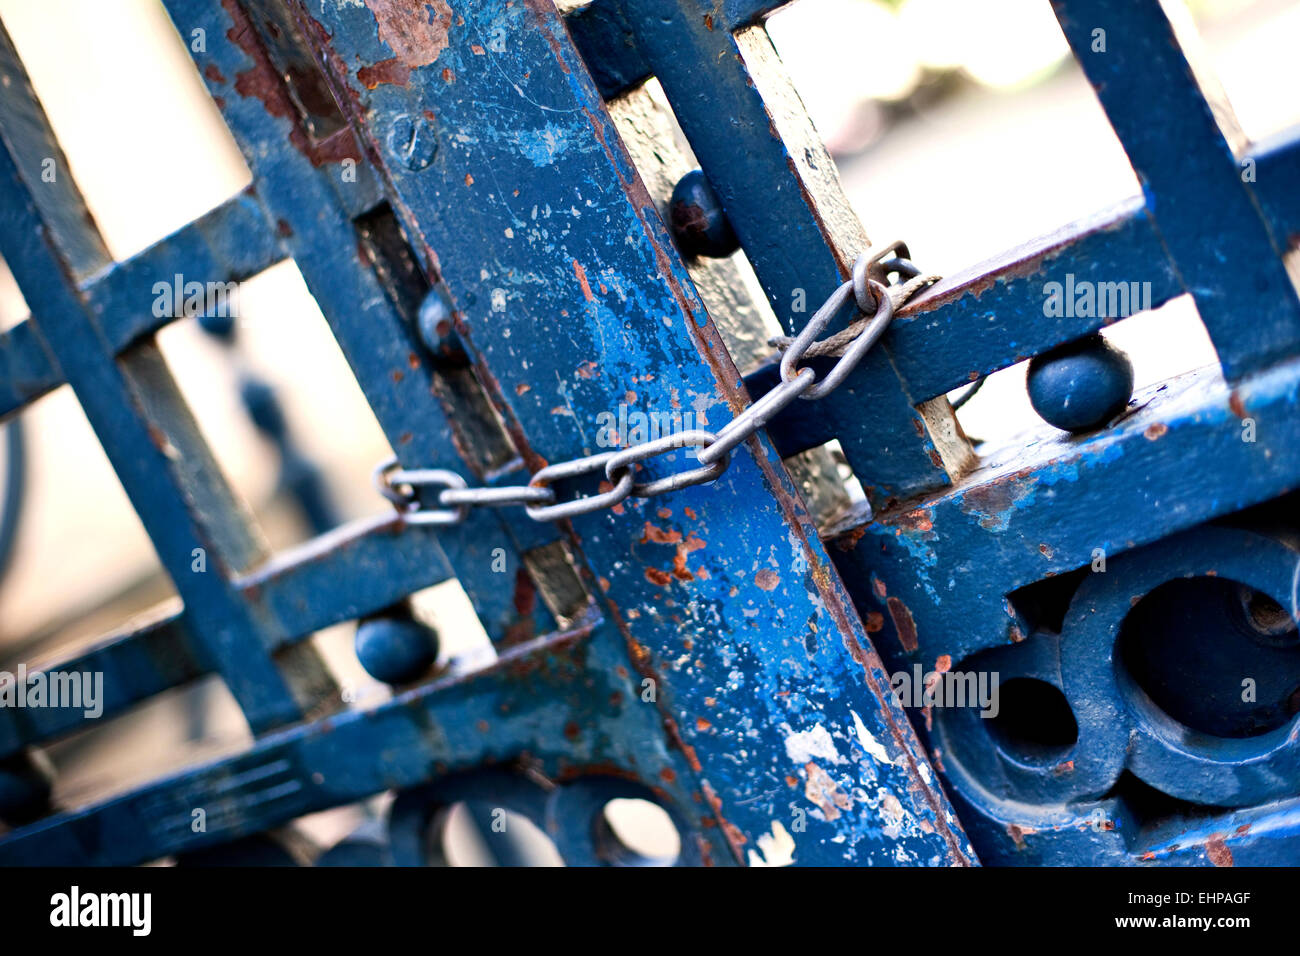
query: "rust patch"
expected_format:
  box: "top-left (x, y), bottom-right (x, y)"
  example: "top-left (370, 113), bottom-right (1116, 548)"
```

top-left (1144, 422), bottom-right (1168, 440)
top-left (363, 0), bottom-right (453, 67)
top-left (572, 259), bottom-right (594, 301)
top-left (1206, 836), bottom-right (1234, 867)
top-left (960, 472), bottom-right (1036, 529)
top-left (671, 550), bottom-right (695, 583)
top-left (833, 525), bottom-right (866, 551)
top-left (898, 508), bottom-right (934, 532)
top-left (754, 568), bottom-right (780, 591)
top-left (1229, 390), bottom-right (1246, 419)
top-left (357, 57), bottom-right (411, 89)
top-left (223, 0), bottom-right (362, 167)
top-left (804, 761), bottom-right (851, 821)
top-left (887, 596), bottom-right (918, 652)
top-left (645, 567), bottom-right (672, 587)
top-left (865, 612), bottom-right (884, 633)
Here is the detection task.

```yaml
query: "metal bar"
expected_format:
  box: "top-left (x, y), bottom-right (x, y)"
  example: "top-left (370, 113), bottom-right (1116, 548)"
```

top-left (0, 619), bottom-right (697, 866)
top-left (0, 140), bottom-right (305, 733)
top-left (0, 513), bottom-right (456, 759)
top-left (616, 1), bottom-right (959, 504)
top-left (166, 0), bottom-right (561, 648)
top-left (84, 190), bottom-right (288, 352)
top-left (1053, 0), bottom-right (1300, 380)
top-left (0, 319), bottom-right (58, 419)
top-left (0, 19), bottom-right (111, 281)
top-left (294, 0), bottom-right (971, 865)
top-left (1247, 124), bottom-right (1300, 254)
top-left (825, 356), bottom-right (1300, 669)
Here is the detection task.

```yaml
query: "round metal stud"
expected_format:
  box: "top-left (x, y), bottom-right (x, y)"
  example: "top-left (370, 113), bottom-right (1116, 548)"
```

top-left (1026, 333), bottom-right (1134, 433)
top-left (354, 608), bottom-right (439, 685)
top-left (196, 310), bottom-right (236, 339)
top-left (417, 289), bottom-right (456, 356)
top-left (668, 169), bottom-right (739, 259)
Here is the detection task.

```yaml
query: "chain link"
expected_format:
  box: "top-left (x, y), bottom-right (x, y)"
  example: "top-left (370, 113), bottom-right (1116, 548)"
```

top-left (376, 242), bottom-right (939, 525)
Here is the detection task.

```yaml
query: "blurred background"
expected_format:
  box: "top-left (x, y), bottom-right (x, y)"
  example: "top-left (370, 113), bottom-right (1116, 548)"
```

top-left (0, 0), bottom-right (1296, 859)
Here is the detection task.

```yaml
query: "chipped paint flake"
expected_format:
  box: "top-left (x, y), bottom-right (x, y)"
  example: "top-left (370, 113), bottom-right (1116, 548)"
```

top-left (747, 820), bottom-right (795, 867)
top-left (851, 709), bottom-right (893, 765)
top-left (782, 723), bottom-right (843, 765)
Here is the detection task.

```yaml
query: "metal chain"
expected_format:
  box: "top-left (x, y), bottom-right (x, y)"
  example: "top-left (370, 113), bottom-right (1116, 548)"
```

top-left (374, 242), bottom-right (940, 525)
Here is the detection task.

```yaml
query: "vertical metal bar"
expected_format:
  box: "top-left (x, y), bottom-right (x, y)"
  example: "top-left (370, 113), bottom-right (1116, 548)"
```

top-left (166, 0), bottom-right (561, 647)
top-left (1053, 0), bottom-right (1300, 380)
top-left (0, 142), bottom-right (305, 733)
top-left (612, 2), bottom-right (973, 504)
top-left (292, 0), bottom-right (971, 865)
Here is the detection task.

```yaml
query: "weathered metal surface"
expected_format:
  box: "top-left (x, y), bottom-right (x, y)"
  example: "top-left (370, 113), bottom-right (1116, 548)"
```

top-left (280, 0), bottom-right (969, 866)
top-left (1053, 0), bottom-right (1300, 381)
top-left (0, 0), bottom-right (1297, 867)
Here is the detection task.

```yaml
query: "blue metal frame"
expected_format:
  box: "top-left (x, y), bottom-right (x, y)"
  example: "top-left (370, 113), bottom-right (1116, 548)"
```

top-left (0, 0), bottom-right (1297, 866)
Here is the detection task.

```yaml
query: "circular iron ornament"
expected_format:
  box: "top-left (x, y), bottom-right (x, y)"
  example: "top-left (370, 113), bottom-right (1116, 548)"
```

top-left (544, 776), bottom-right (699, 866)
top-left (1059, 525), bottom-right (1300, 807)
top-left (931, 526), bottom-right (1300, 812)
top-left (388, 770), bottom-right (552, 867)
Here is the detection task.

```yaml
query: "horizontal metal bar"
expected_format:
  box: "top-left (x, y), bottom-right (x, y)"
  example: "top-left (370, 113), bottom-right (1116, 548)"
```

top-left (0, 621), bottom-right (617, 865)
top-left (892, 199), bottom-right (1182, 400)
top-left (233, 513), bottom-right (455, 640)
top-left (82, 189), bottom-right (288, 353)
top-left (825, 354), bottom-right (1300, 668)
top-left (0, 513), bottom-right (455, 758)
top-left (1, 191), bottom-right (288, 418)
top-left (0, 319), bottom-right (58, 419)
top-left (745, 200), bottom-right (1184, 457)
top-left (0, 610), bottom-right (202, 759)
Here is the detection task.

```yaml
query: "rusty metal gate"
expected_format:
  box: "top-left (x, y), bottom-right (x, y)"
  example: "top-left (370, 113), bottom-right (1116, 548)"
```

top-left (0, 0), bottom-right (1298, 866)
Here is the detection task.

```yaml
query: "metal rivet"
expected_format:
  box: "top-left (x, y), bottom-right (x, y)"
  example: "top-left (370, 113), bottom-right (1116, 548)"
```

top-left (386, 113), bottom-right (438, 172)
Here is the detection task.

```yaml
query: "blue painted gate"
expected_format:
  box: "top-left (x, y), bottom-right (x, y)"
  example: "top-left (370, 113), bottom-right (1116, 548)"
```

top-left (0, 0), bottom-right (1297, 866)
